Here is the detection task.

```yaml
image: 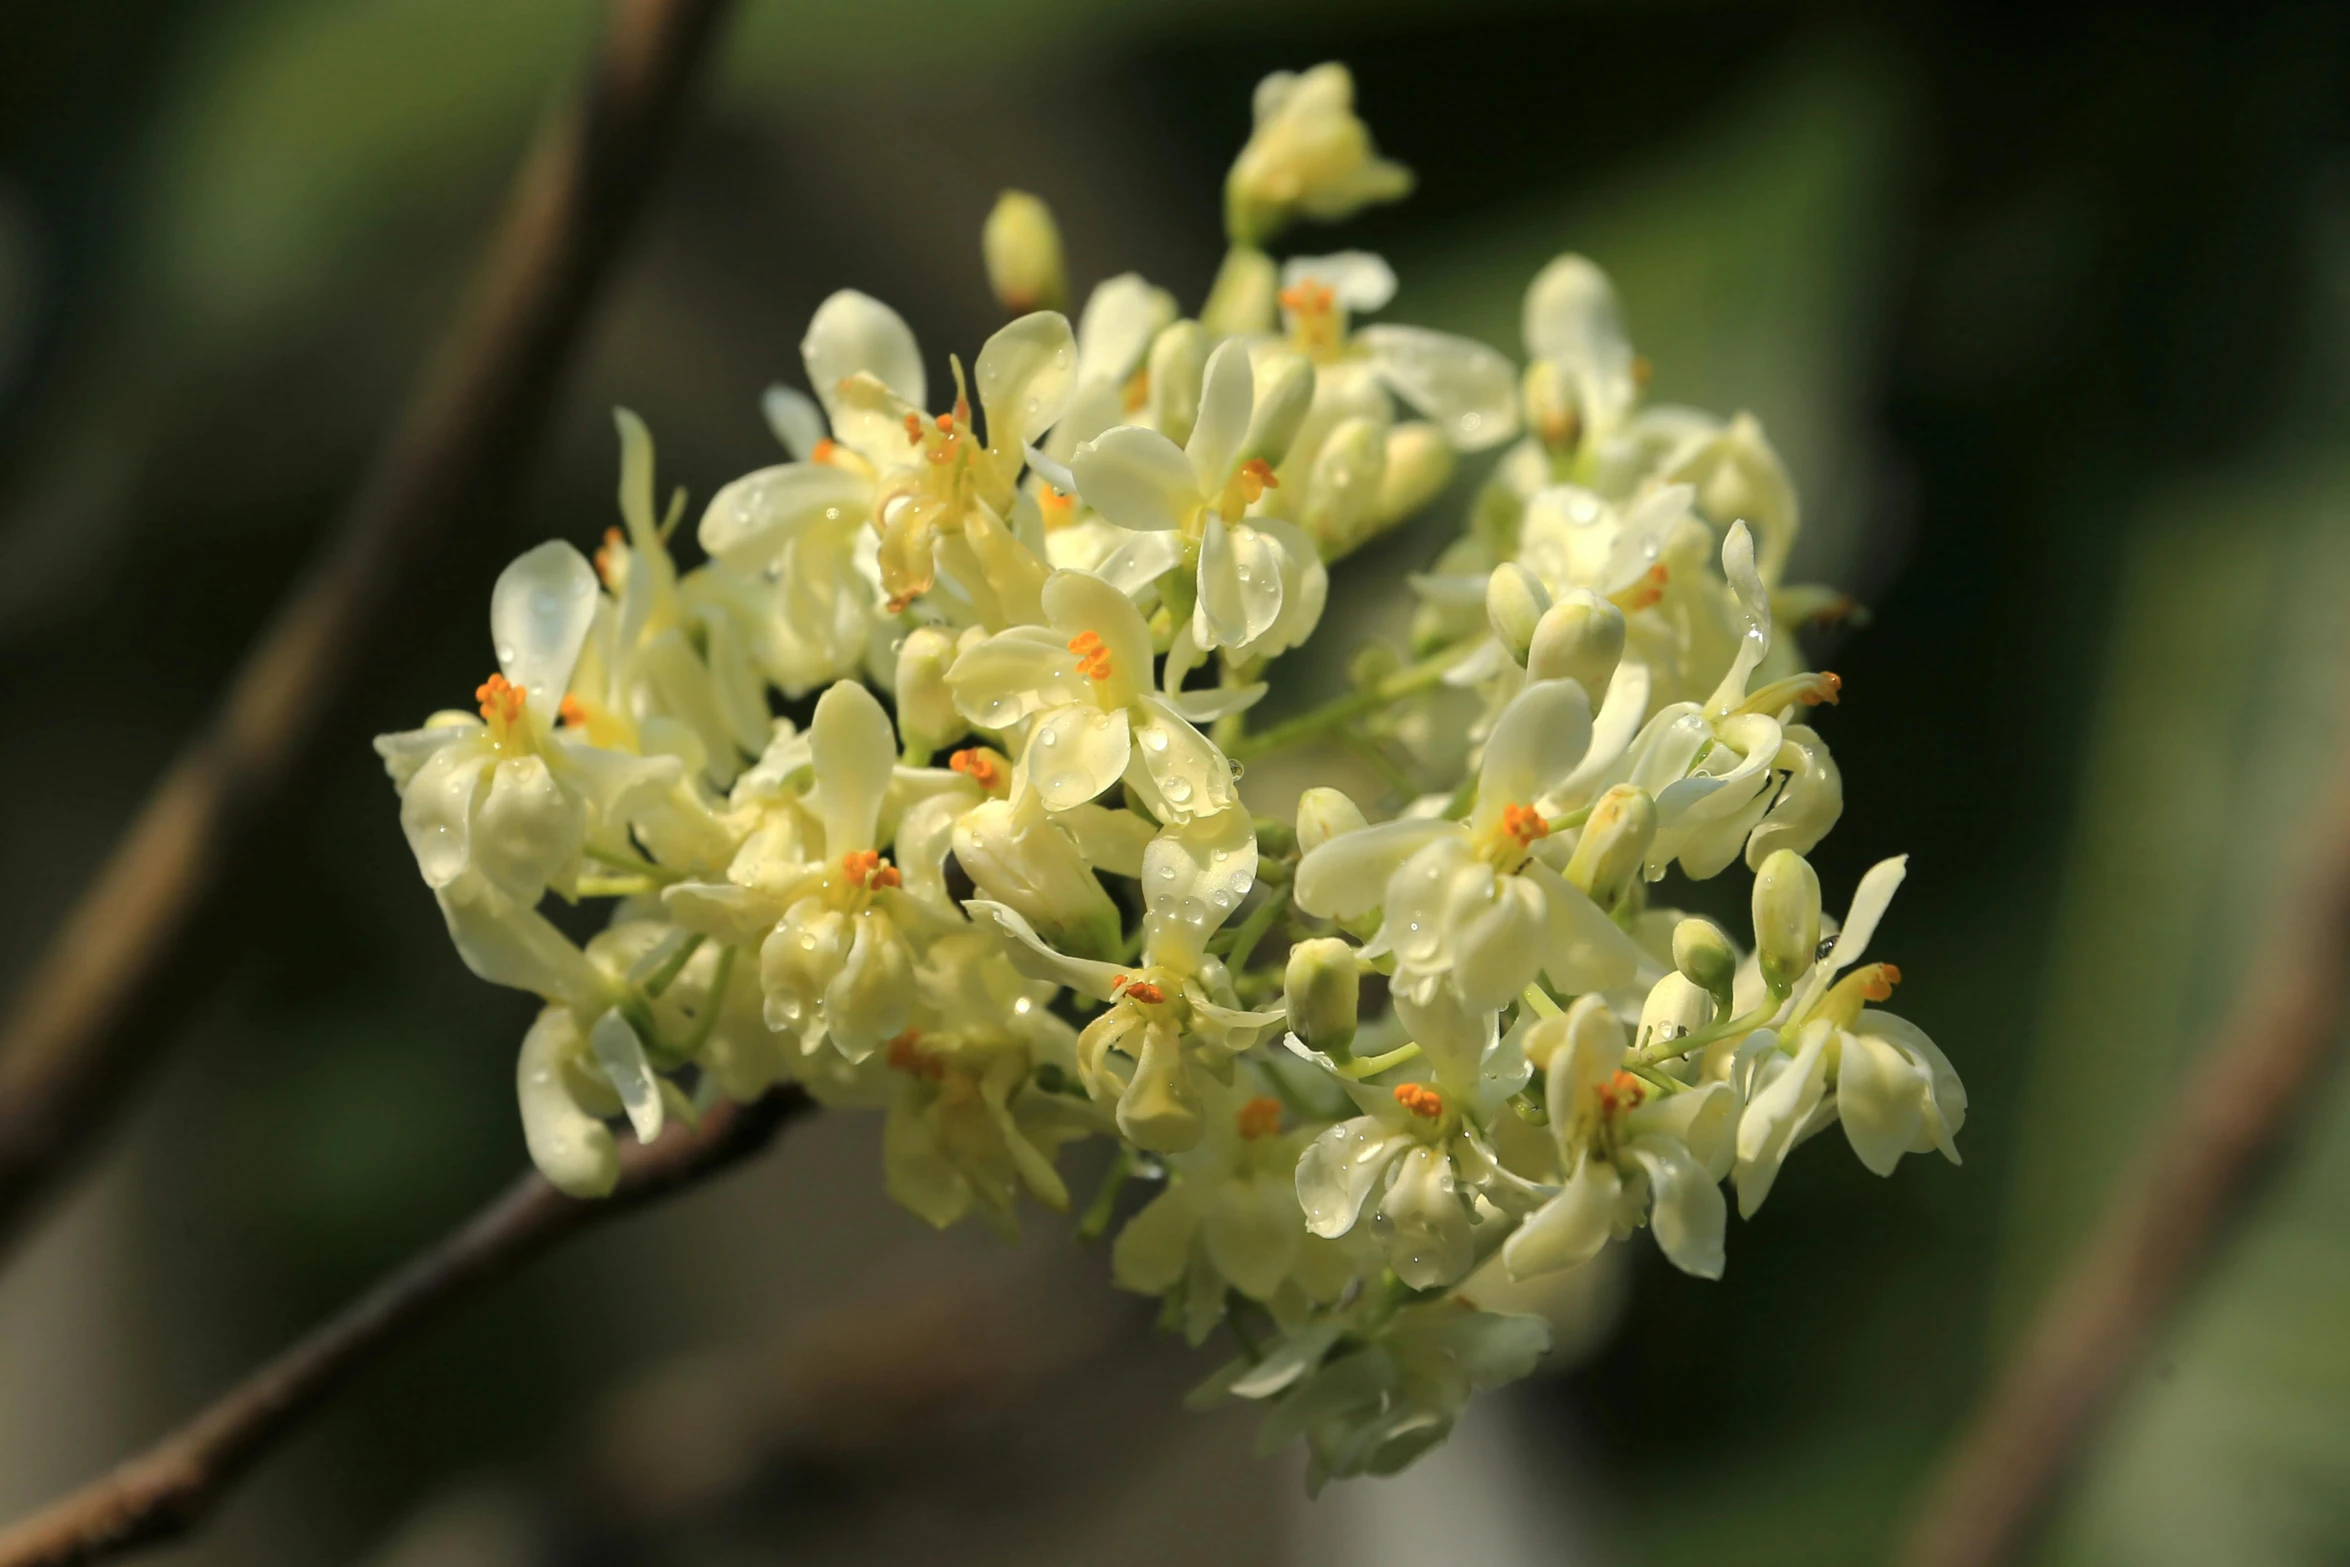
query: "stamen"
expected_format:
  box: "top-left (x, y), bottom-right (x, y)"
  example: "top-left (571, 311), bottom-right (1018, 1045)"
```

top-left (1610, 563), bottom-right (1669, 612)
top-left (593, 526), bottom-right (625, 587)
top-left (1807, 672), bottom-right (1843, 705)
top-left (810, 438), bottom-right (840, 465)
top-left (1393, 1083), bottom-right (1445, 1120)
top-left (1121, 367), bottom-right (1150, 413)
top-left (1038, 485), bottom-right (1076, 526)
top-left (841, 849), bottom-right (901, 890)
top-left (1596, 1069), bottom-right (1647, 1115)
top-left (904, 412), bottom-right (925, 445)
top-left (475, 673), bottom-right (526, 726)
top-left (1861, 962), bottom-right (1900, 1002)
top-left (1113, 976), bottom-right (1166, 1006)
top-left (886, 1030), bottom-right (944, 1081)
top-left (1067, 629), bottom-right (1114, 681)
top-left (1501, 803), bottom-right (1549, 846)
top-left (557, 694), bottom-right (588, 727)
top-left (1235, 1097), bottom-right (1283, 1140)
top-left (949, 748), bottom-right (1004, 790)
top-left (935, 412), bottom-right (955, 433)
top-left (1278, 281), bottom-right (1335, 316)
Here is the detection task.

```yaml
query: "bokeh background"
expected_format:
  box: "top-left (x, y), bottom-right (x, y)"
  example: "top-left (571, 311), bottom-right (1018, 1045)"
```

top-left (3, 2), bottom-right (2349, 1563)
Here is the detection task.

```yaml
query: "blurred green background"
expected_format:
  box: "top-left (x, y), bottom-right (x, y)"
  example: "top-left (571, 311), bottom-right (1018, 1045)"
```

top-left (2, 2), bottom-right (2348, 1563)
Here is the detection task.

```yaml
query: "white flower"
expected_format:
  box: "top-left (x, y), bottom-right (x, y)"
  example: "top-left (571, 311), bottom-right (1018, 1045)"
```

top-left (1225, 63), bottom-right (1414, 245)
top-left (946, 568), bottom-right (1240, 822)
top-left (701, 290), bottom-right (1076, 624)
top-left (1113, 1076), bottom-right (1357, 1342)
top-left (1502, 998), bottom-right (1734, 1281)
top-left (1293, 678), bottom-right (1647, 1011)
top-left (1276, 252), bottom-right (1519, 455)
top-left (1070, 338), bottom-right (1327, 659)
top-left (1730, 856), bottom-right (1966, 1214)
top-left (970, 806), bottom-right (1274, 1152)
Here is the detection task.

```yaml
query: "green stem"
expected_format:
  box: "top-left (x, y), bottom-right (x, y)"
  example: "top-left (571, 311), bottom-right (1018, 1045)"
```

top-left (583, 843), bottom-right (684, 885)
top-left (1520, 983), bottom-right (1563, 1019)
top-left (1625, 1058), bottom-right (1687, 1096)
top-left (640, 931), bottom-right (705, 999)
top-left (1220, 885), bottom-right (1291, 973)
top-left (1639, 994), bottom-right (1784, 1065)
top-left (1339, 1042), bottom-right (1422, 1080)
top-left (1229, 640), bottom-right (1479, 759)
top-left (677, 946), bottom-right (736, 1057)
top-left (1076, 1146), bottom-right (1133, 1241)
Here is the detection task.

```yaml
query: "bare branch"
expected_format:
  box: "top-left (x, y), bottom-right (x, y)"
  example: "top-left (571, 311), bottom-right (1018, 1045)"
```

top-left (0, 0), bottom-right (735, 1253)
top-left (1900, 754), bottom-right (2350, 1567)
top-left (0, 1087), bottom-right (811, 1567)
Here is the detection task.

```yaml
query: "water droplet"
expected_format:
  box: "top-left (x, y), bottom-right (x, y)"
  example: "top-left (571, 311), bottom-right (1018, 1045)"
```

top-left (1040, 728), bottom-right (1058, 747)
top-left (1159, 866), bottom-right (1177, 881)
top-left (1165, 778), bottom-right (1192, 803)
top-left (1143, 728), bottom-right (1169, 752)
top-left (1228, 759), bottom-right (1245, 780)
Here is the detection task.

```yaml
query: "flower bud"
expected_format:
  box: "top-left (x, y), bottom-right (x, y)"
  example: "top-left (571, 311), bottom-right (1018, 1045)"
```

top-left (980, 189), bottom-right (1066, 314)
top-left (1202, 246), bottom-right (1278, 338)
top-left (1146, 320), bottom-right (1210, 449)
top-left (1671, 917), bottom-right (1737, 1002)
top-left (893, 626), bottom-right (964, 758)
top-left (1242, 348), bottom-right (1316, 466)
top-left (1639, 972), bottom-right (1716, 1056)
top-left (1526, 590), bottom-right (1625, 694)
top-left (1752, 848), bottom-right (1822, 994)
top-left (1372, 421), bottom-right (1453, 526)
top-left (1224, 63), bottom-right (1412, 246)
top-left (1486, 563), bottom-right (1551, 664)
top-left (1523, 358), bottom-right (1580, 452)
top-left (1284, 936), bottom-right (1360, 1058)
top-left (955, 801), bottom-right (1122, 963)
top-left (1300, 414), bottom-right (1386, 557)
top-left (1564, 785), bottom-right (1655, 909)
top-left (1296, 786), bottom-right (1368, 853)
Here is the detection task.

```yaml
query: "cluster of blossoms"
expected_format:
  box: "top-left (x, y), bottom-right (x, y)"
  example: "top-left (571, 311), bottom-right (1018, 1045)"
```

top-left (378, 64), bottom-right (1964, 1488)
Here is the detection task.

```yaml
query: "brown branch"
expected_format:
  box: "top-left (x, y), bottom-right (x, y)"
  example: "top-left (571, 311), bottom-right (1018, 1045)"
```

top-left (0, 1086), bottom-right (812, 1567)
top-left (1900, 752), bottom-right (2350, 1567)
top-left (0, 0), bottom-right (735, 1253)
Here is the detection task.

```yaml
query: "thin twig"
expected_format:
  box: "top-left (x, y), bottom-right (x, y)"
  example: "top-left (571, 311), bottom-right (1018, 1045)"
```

top-left (0, 0), bottom-right (735, 1253)
top-left (0, 1086), bottom-right (812, 1567)
top-left (1900, 747), bottom-right (2350, 1567)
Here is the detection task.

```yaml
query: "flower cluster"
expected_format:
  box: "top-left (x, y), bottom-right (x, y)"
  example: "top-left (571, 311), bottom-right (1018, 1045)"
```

top-left (377, 62), bottom-right (1963, 1489)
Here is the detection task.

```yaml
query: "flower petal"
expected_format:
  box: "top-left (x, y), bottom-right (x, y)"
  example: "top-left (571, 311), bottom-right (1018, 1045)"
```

top-left (802, 289), bottom-right (924, 455)
top-left (1475, 678), bottom-right (1593, 820)
top-left (1042, 567), bottom-right (1156, 694)
top-left (1527, 860), bottom-right (1646, 995)
top-left (1379, 1144), bottom-right (1474, 1288)
top-left (1281, 251), bottom-right (1396, 313)
top-left (1502, 1161), bottom-right (1621, 1279)
top-left (696, 461), bottom-right (869, 573)
top-left (589, 1007), bottom-right (664, 1144)
top-left (1360, 324), bottom-right (1520, 451)
top-left (948, 627), bottom-right (1088, 728)
top-left (1835, 1028), bottom-right (1925, 1177)
top-left (1142, 806), bottom-right (1258, 967)
top-left (1203, 1177), bottom-right (1301, 1300)
top-left (1294, 818), bottom-right (1460, 919)
top-left (977, 310), bottom-right (1079, 448)
top-left (517, 1008), bottom-right (618, 1198)
top-left (1092, 523), bottom-right (1189, 597)
top-left (1187, 337), bottom-right (1257, 490)
top-left (491, 541), bottom-right (601, 729)
top-left (1628, 1136), bottom-right (1726, 1279)
top-left (1111, 1187), bottom-right (1199, 1294)
top-left (1295, 1118), bottom-right (1409, 1237)
top-left (965, 899), bottom-right (1128, 1000)
top-left (1192, 516), bottom-right (1287, 650)
top-left (1070, 426), bottom-right (1199, 534)
top-left (1129, 696), bottom-right (1234, 823)
top-left (760, 383), bottom-right (827, 459)
top-left (806, 680), bottom-right (897, 855)
top-left (1023, 703), bottom-right (1132, 812)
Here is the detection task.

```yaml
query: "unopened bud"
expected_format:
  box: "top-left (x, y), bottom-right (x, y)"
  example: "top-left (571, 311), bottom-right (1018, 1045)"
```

top-left (1202, 246), bottom-right (1278, 338)
top-left (1671, 917), bottom-right (1737, 1002)
top-left (1753, 848), bottom-right (1822, 994)
top-left (1526, 590), bottom-right (1625, 693)
top-left (1639, 972), bottom-right (1716, 1055)
top-left (1296, 786), bottom-right (1368, 853)
top-left (1372, 421), bottom-right (1453, 525)
top-left (1284, 936), bottom-right (1360, 1058)
top-left (1242, 349), bottom-right (1316, 466)
top-left (1564, 785), bottom-right (1655, 909)
top-left (1301, 415), bottom-right (1386, 557)
top-left (894, 626), bottom-right (963, 758)
top-left (1486, 563), bottom-right (1551, 664)
top-left (1146, 321), bottom-right (1210, 449)
top-left (1523, 358), bottom-right (1581, 452)
top-left (981, 190), bottom-right (1066, 314)
top-left (955, 801), bottom-right (1121, 963)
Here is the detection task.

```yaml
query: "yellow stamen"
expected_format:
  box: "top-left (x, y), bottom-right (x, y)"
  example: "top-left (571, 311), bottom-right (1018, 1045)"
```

top-left (949, 747), bottom-right (1005, 791)
top-left (1501, 803), bottom-right (1549, 847)
top-left (1393, 1083), bottom-right (1444, 1120)
top-left (1113, 975), bottom-right (1166, 1006)
top-left (1596, 1069), bottom-right (1647, 1115)
top-left (1068, 629), bottom-right (1114, 681)
top-left (841, 849), bottom-right (901, 890)
top-left (475, 673), bottom-right (525, 726)
top-left (1235, 1097), bottom-right (1283, 1140)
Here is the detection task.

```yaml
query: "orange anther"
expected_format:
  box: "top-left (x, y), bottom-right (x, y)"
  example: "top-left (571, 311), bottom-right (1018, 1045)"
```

top-left (841, 849), bottom-right (898, 889)
top-left (1596, 1069), bottom-right (1647, 1115)
top-left (1113, 976), bottom-right (1166, 1006)
top-left (558, 694), bottom-right (588, 727)
top-left (1038, 484), bottom-right (1075, 515)
top-left (904, 412), bottom-right (925, 445)
top-left (811, 437), bottom-right (841, 465)
top-left (886, 1030), bottom-right (944, 1081)
top-left (1860, 962), bottom-right (1900, 1002)
top-left (594, 526), bottom-right (625, 586)
top-left (1611, 563), bottom-right (1670, 612)
top-left (1238, 457), bottom-right (1279, 500)
top-left (475, 673), bottom-right (525, 725)
top-left (1393, 1083), bottom-right (1445, 1120)
top-left (1501, 803), bottom-right (1549, 846)
top-left (1067, 629), bottom-right (1113, 681)
top-left (1804, 672), bottom-right (1843, 706)
top-left (1278, 281), bottom-right (1336, 315)
top-left (935, 411), bottom-right (955, 433)
top-left (1236, 1097), bottom-right (1284, 1140)
top-left (949, 748), bottom-right (1004, 790)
